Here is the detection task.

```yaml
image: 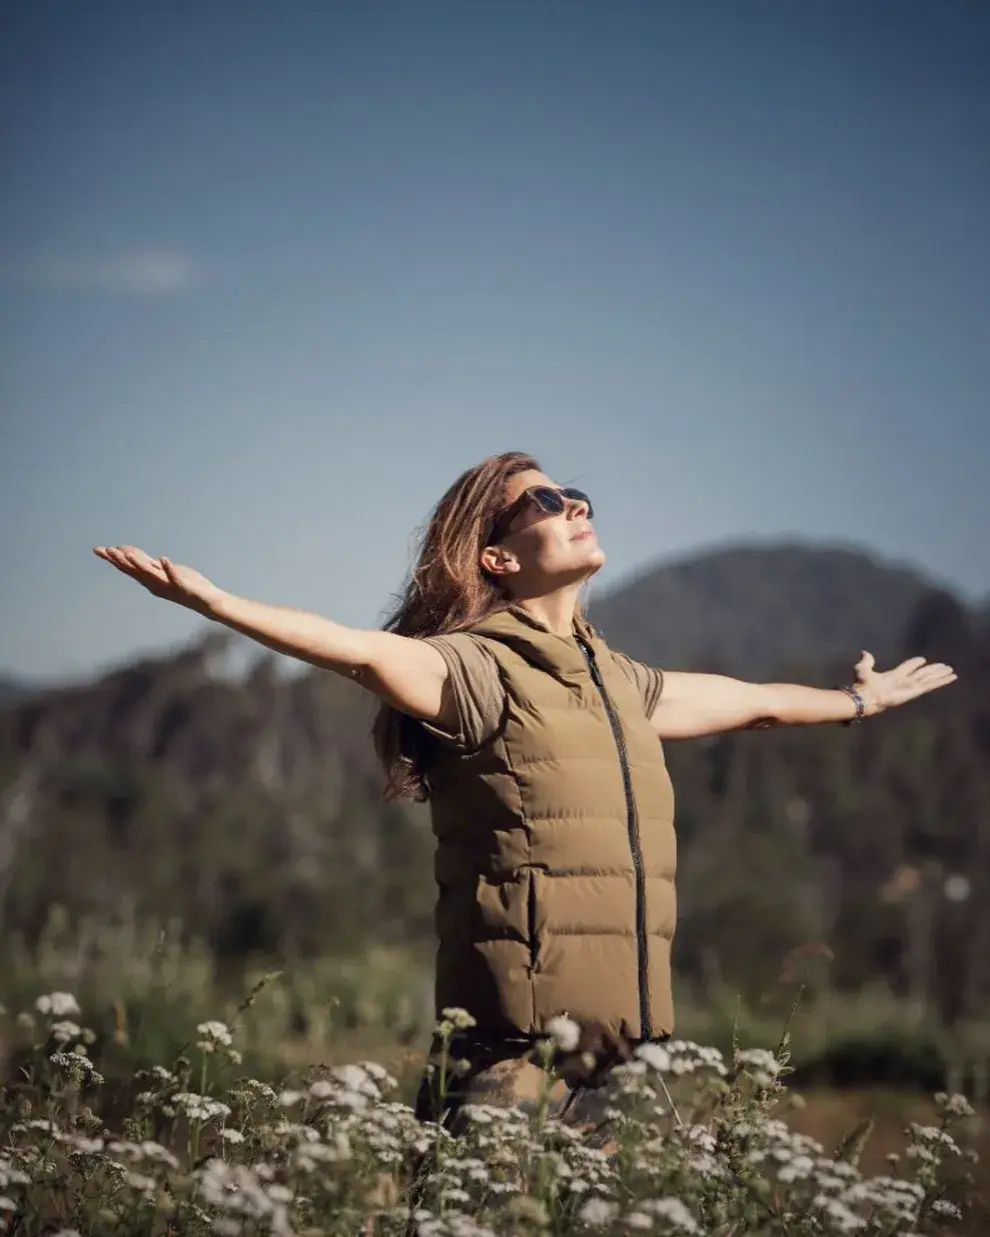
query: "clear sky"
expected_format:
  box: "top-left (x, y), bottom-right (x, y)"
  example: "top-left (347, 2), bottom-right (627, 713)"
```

top-left (1, 0), bottom-right (988, 682)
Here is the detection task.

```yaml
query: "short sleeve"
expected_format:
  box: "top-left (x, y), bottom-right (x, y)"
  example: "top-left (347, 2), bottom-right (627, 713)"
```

top-left (420, 633), bottom-right (506, 752)
top-left (609, 650), bottom-right (665, 719)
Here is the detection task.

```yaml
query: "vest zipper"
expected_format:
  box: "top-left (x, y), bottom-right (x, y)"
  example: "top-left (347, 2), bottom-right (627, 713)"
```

top-left (575, 635), bottom-right (653, 1040)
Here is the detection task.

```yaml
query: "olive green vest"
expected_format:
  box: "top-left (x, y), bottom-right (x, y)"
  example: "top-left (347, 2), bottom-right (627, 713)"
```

top-left (426, 606), bottom-right (677, 1041)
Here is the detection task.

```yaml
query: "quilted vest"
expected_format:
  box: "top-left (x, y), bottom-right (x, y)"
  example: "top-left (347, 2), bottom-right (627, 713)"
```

top-left (425, 605), bottom-right (677, 1041)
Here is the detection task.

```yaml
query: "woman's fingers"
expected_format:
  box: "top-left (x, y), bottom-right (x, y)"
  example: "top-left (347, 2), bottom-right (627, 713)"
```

top-left (897, 665), bottom-right (957, 701)
top-left (896, 656), bottom-right (930, 676)
top-left (855, 650), bottom-right (876, 677)
top-left (93, 544), bottom-right (170, 590)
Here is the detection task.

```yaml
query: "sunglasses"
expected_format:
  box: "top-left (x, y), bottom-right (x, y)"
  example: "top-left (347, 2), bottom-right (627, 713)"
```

top-left (487, 485), bottom-right (594, 545)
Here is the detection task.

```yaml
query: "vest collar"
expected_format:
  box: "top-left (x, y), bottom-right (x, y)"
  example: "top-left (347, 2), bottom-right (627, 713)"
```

top-left (470, 604), bottom-right (598, 682)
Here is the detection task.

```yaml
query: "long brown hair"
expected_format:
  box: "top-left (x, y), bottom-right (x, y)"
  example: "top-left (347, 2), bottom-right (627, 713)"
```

top-left (372, 451), bottom-right (540, 800)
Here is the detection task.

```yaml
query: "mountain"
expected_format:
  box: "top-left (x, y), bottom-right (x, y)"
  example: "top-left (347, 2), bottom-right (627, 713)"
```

top-left (0, 677), bottom-right (33, 707)
top-left (588, 542), bottom-right (955, 677)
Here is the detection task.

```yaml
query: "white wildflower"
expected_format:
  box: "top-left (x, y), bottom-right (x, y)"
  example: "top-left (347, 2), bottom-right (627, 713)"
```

top-left (643, 1197), bottom-right (699, 1232)
top-left (546, 1014), bottom-right (581, 1052)
top-left (66, 1136), bottom-right (105, 1155)
top-left (35, 992), bottom-right (81, 1018)
top-left (0, 1160), bottom-right (30, 1189)
top-left (0, 1196), bottom-right (16, 1213)
top-left (221, 1128), bottom-right (245, 1144)
top-left (580, 1197), bottom-right (620, 1225)
top-left (635, 1042), bottom-right (671, 1072)
top-left (441, 1007), bottom-right (478, 1030)
top-left (442, 1188), bottom-right (472, 1205)
top-left (49, 1051), bottom-right (105, 1084)
top-left (48, 1019), bottom-right (83, 1044)
top-left (172, 1092), bottom-right (232, 1123)
top-left (931, 1199), bottom-right (963, 1219)
top-left (330, 1062), bottom-right (380, 1098)
top-left (908, 1123), bottom-right (959, 1152)
top-left (278, 1089), bottom-right (304, 1107)
top-left (935, 1092), bottom-right (975, 1120)
top-left (196, 1020), bottom-right (233, 1046)
top-left (736, 1047), bottom-right (782, 1088)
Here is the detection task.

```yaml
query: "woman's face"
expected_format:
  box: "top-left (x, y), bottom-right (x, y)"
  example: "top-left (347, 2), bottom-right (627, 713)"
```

top-left (482, 469), bottom-right (606, 593)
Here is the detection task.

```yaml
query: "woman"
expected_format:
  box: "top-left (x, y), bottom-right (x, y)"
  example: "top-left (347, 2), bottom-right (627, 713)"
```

top-left (93, 451), bottom-right (956, 1130)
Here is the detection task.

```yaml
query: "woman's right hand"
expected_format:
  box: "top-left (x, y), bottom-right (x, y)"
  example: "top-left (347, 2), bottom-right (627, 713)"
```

top-left (93, 545), bottom-right (224, 615)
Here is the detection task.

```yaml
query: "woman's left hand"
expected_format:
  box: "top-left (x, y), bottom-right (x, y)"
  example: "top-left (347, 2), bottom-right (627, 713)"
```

top-left (853, 651), bottom-right (957, 716)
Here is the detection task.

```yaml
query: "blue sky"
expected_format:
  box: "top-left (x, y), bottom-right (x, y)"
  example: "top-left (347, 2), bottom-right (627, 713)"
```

top-left (1, 0), bottom-right (988, 682)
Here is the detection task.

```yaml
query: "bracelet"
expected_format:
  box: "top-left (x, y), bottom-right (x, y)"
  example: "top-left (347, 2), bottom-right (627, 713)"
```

top-left (835, 685), bottom-right (866, 726)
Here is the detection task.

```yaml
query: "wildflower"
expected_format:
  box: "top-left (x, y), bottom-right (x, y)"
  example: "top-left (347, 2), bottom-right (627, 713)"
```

top-left (172, 1092), bottom-right (232, 1123)
top-left (736, 1047), bottom-right (782, 1088)
top-left (66, 1136), bottom-right (105, 1155)
top-left (935, 1092), bottom-right (975, 1120)
top-left (125, 1171), bottom-right (157, 1193)
top-left (278, 1089), bottom-right (304, 1106)
top-left (635, 1042), bottom-right (671, 1073)
top-left (643, 1197), bottom-right (699, 1233)
top-left (330, 1063), bottom-right (377, 1094)
top-left (0, 1197), bottom-right (17, 1213)
top-left (931, 1199), bottom-right (963, 1219)
top-left (49, 1051), bottom-right (105, 1085)
top-left (441, 1007), bottom-right (478, 1031)
top-left (546, 1014), bottom-right (581, 1052)
top-left (580, 1197), bottom-right (620, 1225)
top-left (16, 1012), bottom-right (35, 1030)
top-left (221, 1128), bottom-right (245, 1144)
top-left (0, 1159), bottom-right (31, 1189)
top-left (506, 1195), bottom-right (550, 1225)
top-left (196, 1020), bottom-right (233, 1046)
top-left (908, 1123), bottom-right (959, 1152)
top-left (48, 1019), bottom-right (83, 1044)
top-left (35, 992), bottom-right (81, 1018)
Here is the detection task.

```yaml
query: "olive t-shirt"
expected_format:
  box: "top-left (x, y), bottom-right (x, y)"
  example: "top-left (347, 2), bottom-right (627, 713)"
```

top-left (423, 632), bottom-right (664, 752)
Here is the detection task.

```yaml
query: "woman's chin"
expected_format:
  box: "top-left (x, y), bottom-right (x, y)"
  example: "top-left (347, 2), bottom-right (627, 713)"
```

top-left (581, 546), bottom-right (607, 576)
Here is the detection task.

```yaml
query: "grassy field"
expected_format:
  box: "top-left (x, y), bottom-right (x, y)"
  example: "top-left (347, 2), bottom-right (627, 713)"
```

top-left (2, 919), bottom-right (988, 1232)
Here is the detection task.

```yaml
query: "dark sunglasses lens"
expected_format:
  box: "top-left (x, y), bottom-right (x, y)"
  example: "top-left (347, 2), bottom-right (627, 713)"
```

top-left (532, 487), bottom-right (566, 515)
top-left (560, 487), bottom-right (594, 519)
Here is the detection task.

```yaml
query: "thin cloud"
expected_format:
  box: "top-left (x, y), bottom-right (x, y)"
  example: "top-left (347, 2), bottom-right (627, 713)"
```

top-left (9, 250), bottom-right (198, 294)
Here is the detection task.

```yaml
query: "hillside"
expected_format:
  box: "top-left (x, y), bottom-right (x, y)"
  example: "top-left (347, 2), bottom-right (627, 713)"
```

top-left (1, 541), bottom-right (987, 1031)
top-left (589, 542), bottom-right (950, 677)
top-left (0, 677), bottom-right (32, 707)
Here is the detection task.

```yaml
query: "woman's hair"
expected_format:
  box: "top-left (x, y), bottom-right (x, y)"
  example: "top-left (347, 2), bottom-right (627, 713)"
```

top-left (372, 450), bottom-right (540, 800)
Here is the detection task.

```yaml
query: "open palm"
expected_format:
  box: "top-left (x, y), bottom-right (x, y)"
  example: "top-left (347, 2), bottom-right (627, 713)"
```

top-left (93, 545), bottom-right (221, 614)
top-left (853, 650), bottom-right (956, 715)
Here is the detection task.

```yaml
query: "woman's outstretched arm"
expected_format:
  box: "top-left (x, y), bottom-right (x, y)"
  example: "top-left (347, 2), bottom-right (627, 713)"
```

top-left (649, 652), bottom-right (957, 741)
top-left (92, 545), bottom-right (453, 725)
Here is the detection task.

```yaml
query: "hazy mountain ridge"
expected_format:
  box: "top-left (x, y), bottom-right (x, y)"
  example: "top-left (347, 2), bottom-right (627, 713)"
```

top-left (2, 540), bottom-right (987, 1027)
top-left (588, 541), bottom-right (964, 677)
top-left (0, 678), bottom-right (33, 707)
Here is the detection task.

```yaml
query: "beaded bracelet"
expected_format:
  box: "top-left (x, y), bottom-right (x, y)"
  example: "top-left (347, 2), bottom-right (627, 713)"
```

top-left (835, 685), bottom-right (866, 725)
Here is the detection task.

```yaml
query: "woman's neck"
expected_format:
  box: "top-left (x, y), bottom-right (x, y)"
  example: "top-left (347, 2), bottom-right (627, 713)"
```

top-left (513, 586), bottom-right (583, 638)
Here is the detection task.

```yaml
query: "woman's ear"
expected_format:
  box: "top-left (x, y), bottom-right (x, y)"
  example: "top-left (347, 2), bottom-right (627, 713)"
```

top-left (480, 545), bottom-right (519, 579)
